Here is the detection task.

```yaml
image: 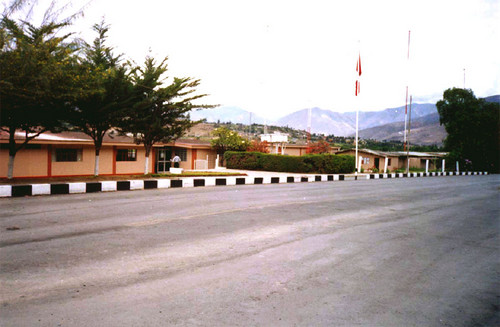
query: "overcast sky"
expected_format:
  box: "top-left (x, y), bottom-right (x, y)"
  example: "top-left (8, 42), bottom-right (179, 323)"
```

top-left (8, 0), bottom-right (500, 119)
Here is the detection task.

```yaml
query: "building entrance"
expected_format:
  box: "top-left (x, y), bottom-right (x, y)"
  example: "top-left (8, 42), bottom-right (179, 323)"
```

top-left (156, 147), bottom-right (172, 173)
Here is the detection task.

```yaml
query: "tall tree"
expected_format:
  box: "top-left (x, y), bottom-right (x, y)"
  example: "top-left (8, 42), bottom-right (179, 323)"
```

top-left (70, 21), bottom-right (134, 176)
top-left (436, 88), bottom-right (499, 172)
top-left (0, 15), bottom-right (78, 178)
top-left (123, 56), bottom-right (215, 174)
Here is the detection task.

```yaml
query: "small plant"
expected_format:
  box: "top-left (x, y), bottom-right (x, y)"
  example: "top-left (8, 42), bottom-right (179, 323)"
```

top-left (373, 168), bottom-right (379, 173)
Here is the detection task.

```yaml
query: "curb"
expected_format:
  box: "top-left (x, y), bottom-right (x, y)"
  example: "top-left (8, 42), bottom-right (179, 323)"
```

top-left (0, 171), bottom-right (489, 198)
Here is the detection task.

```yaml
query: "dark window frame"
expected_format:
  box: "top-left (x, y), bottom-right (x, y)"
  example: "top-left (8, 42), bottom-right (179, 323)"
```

top-left (116, 149), bottom-right (137, 162)
top-left (174, 148), bottom-right (187, 161)
top-left (54, 148), bottom-right (82, 162)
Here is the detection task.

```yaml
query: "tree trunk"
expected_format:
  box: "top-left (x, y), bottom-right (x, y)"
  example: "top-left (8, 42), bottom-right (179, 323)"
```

top-left (94, 147), bottom-right (101, 176)
top-left (144, 156), bottom-right (149, 175)
top-left (144, 146), bottom-right (152, 175)
top-left (7, 155), bottom-right (15, 179)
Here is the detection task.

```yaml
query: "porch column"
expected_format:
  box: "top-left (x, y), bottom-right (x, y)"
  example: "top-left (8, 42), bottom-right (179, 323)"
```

top-left (47, 145), bottom-right (52, 177)
top-left (442, 159), bottom-right (445, 173)
top-left (425, 159), bottom-right (429, 174)
top-left (358, 156), bottom-right (363, 172)
top-left (191, 149), bottom-right (197, 170)
top-left (384, 157), bottom-right (388, 173)
top-left (456, 161), bottom-right (459, 173)
top-left (112, 146), bottom-right (117, 175)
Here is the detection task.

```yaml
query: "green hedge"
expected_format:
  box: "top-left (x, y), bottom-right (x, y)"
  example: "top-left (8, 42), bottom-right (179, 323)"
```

top-left (224, 152), bottom-right (355, 174)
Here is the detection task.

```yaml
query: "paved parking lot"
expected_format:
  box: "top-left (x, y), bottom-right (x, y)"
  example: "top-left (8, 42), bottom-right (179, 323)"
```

top-left (1, 175), bottom-right (499, 326)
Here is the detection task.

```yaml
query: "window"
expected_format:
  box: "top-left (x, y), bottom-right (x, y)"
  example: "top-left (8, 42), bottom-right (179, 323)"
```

top-left (362, 157), bottom-right (370, 164)
top-left (388, 158), bottom-right (392, 166)
top-left (55, 148), bottom-right (82, 162)
top-left (174, 148), bottom-right (187, 161)
top-left (116, 149), bottom-right (137, 161)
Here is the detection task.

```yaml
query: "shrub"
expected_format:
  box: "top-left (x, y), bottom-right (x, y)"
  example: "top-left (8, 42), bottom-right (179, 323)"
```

top-left (247, 140), bottom-right (270, 153)
top-left (306, 140), bottom-right (331, 154)
top-left (224, 152), bottom-right (355, 174)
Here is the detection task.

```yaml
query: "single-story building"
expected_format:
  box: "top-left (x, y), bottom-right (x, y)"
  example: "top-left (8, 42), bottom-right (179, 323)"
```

top-left (336, 148), bottom-right (446, 172)
top-left (0, 131), bottom-right (316, 179)
top-left (0, 131), bottom-right (219, 178)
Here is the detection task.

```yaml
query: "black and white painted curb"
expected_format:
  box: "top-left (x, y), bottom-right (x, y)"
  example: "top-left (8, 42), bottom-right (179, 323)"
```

top-left (0, 171), bottom-right (489, 198)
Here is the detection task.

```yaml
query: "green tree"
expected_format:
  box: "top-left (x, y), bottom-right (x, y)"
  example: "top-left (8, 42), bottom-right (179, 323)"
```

top-left (436, 88), bottom-right (499, 172)
top-left (0, 15), bottom-right (78, 178)
top-left (69, 21), bottom-right (134, 176)
top-left (123, 56), bottom-right (215, 174)
top-left (211, 127), bottom-right (248, 165)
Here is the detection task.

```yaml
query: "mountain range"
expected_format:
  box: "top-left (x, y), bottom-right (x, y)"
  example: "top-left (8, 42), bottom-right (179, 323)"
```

top-left (189, 95), bottom-right (499, 145)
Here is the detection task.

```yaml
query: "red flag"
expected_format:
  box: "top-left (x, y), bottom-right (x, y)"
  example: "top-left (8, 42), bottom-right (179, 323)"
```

top-left (355, 53), bottom-right (361, 96)
top-left (356, 54), bottom-right (362, 76)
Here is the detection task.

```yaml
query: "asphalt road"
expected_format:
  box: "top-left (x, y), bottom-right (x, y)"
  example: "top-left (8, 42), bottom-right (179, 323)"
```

top-left (0, 175), bottom-right (499, 326)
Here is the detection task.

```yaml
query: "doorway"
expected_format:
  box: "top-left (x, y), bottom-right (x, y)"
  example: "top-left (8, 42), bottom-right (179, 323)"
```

top-left (156, 147), bottom-right (172, 173)
top-left (374, 158), bottom-right (380, 170)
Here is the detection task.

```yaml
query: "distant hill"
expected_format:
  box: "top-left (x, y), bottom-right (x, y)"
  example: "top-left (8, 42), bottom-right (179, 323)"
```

top-left (275, 103), bottom-right (437, 136)
top-left (484, 94), bottom-right (500, 103)
top-left (190, 106), bottom-right (266, 124)
top-left (189, 95), bottom-right (498, 145)
top-left (355, 94), bottom-right (499, 145)
top-left (357, 113), bottom-right (447, 146)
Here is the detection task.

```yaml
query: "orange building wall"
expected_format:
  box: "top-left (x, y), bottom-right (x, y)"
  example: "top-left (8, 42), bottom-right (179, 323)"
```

top-left (0, 146), bottom-right (48, 178)
top-left (284, 148), bottom-right (303, 156)
top-left (51, 146), bottom-right (95, 176)
top-left (195, 149), bottom-right (217, 169)
top-left (115, 146), bottom-right (152, 174)
top-left (340, 150), bottom-right (399, 172)
top-left (1, 144), bottom-right (155, 178)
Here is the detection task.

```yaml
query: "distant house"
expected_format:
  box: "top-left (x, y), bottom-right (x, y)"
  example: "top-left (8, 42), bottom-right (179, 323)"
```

top-left (336, 148), bottom-right (446, 172)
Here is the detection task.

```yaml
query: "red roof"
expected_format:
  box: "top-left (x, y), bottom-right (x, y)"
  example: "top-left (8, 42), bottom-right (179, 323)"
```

top-left (0, 130), bottom-right (212, 148)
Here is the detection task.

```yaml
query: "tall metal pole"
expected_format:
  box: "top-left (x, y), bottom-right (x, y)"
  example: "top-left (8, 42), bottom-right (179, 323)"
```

top-left (463, 68), bottom-right (466, 89)
top-left (355, 48), bottom-right (362, 174)
top-left (406, 95), bottom-right (412, 174)
top-left (355, 109), bottom-right (359, 174)
top-left (307, 108), bottom-right (312, 152)
top-left (403, 30), bottom-right (411, 151)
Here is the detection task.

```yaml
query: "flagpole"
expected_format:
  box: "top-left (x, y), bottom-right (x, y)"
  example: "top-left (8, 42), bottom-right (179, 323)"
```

top-left (355, 109), bottom-right (359, 174)
top-left (403, 30), bottom-right (411, 152)
top-left (355, 49), bottom-right (361, 175)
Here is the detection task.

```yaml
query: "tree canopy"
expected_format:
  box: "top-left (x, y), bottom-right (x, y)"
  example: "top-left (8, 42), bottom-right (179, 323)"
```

top-left (211, 127), bottom-right (248, 164)
top-left (306, 140), bottom-right (331, 154)
top-left (0, 15), bottom-right (78, 178)
top-left (122, 56), bottom-right (215, 174)
top-left (1, 6), bottom-right (214, 178)
top-left (69, 21), bottom-right (134, 176)
top-left (436, 88), bottom-right (499, 172)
